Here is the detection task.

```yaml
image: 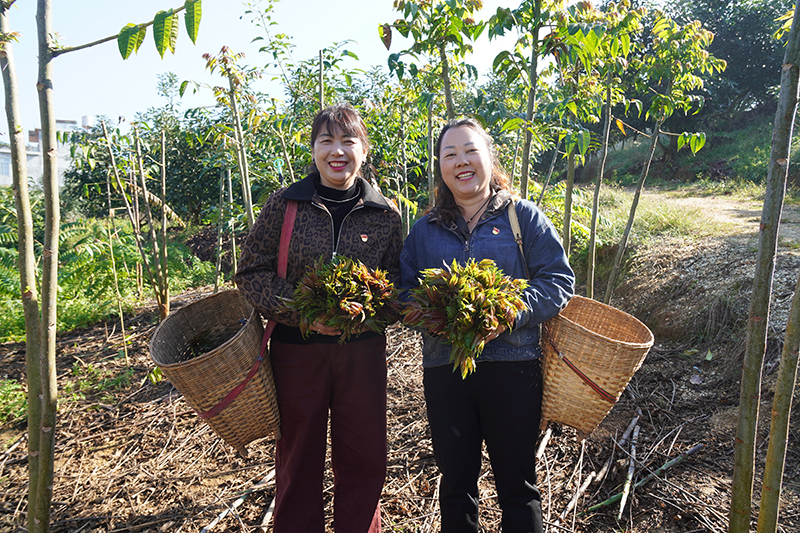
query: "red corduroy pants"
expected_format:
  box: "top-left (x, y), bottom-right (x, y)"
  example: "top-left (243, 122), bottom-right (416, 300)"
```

top-left (269, 336), bottom-right (387, 533)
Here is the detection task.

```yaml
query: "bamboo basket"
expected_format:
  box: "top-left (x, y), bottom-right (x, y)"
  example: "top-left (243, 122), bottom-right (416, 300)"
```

top-left (540, 295), bottom-right (653, 439)
top-left (149, 290), bottom-right (281, 456)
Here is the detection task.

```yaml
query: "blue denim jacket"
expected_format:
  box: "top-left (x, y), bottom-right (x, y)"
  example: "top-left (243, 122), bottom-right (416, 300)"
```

top-left (400, 190), bottom-right (575, 368)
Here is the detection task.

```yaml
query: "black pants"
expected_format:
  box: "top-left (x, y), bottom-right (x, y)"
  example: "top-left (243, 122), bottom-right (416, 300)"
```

top-left (423, 360), bottom-right (544, 533)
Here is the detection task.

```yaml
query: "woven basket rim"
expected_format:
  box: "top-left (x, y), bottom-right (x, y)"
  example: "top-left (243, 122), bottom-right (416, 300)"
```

top-left (149, 290), bottom-right (259, 370)
top-left (552, 295), bottom-right (654, 348)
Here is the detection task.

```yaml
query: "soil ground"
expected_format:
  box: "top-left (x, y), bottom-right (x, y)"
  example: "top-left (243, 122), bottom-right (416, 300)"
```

top-left (1, 191), bottom-right (799, 533)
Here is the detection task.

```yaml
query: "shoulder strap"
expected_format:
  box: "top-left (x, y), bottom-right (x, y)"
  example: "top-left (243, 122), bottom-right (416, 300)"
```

top-left (507, 200), bottom-right (529, 279)
top-left (278, 200), bottom-right (297, 279)
top-left (198, 200), bottom-right (297, 421)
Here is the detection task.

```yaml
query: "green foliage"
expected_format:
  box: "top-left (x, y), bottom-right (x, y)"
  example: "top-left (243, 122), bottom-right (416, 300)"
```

top-left (0, 212), bottom-right (216, 342)
top-left (116, 0), bottom-right (202, 60)
top-left (403, 258), bottom-right (528, 378)
top-left (284, 255), bottom-right (400, 343)
top-left (534, 181), bottom-right (596, 252)
top-left (666, 0), bottom-right (793, 117)
top-left (0, 379), bottom-right (27, 426)
top-left (62, 364), bottom-right (136, 405)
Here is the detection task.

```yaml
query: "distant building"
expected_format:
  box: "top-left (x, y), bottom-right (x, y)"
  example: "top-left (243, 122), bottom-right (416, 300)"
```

top-left (0, 116), bottom-right (94, 188)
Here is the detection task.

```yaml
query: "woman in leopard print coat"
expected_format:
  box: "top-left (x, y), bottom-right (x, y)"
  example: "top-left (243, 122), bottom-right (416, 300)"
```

top-left (235, 103), bottom-right (403, 533)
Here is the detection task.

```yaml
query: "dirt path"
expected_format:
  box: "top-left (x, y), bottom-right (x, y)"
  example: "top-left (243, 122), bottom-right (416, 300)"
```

top-left (642, 189), bottom-right (800, 241)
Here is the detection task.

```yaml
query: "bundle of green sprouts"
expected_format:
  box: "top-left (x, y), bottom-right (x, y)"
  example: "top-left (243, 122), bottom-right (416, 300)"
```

top-left (403, 258), bottom-right (528, 378)
top-left (284, 255), bottom-right (400, 344)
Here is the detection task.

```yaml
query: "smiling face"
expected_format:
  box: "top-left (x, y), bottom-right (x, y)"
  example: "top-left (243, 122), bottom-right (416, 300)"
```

top-left (312, 125), bottom-right (368, 190)
top-left (438, 125), bottom-right (494, 206)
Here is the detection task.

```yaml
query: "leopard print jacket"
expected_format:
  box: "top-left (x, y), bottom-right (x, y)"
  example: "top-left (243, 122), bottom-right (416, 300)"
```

top-left (234, 174), bottom-right (403, 328)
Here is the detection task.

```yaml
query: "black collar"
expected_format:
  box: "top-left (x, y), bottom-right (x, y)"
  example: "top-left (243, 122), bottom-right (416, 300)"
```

top-left (282, 173), bottom-right (395, 212)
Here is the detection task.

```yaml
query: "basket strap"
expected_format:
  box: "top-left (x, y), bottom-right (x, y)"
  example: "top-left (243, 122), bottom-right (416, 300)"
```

top-left (542, 324), bottom-right (617, 403)
top-left (507, 200), bottom-right (530, 279)
top-left (198, 201), bottom-right (297, 420)
top-left (278, 200), bottom-right (297, 278)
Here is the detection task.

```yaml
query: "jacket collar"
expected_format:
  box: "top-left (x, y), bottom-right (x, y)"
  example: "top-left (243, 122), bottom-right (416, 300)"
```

top-left (282, 173), bottom-right (395, 212)
top-left (428, 189), bottom-right (515, 225)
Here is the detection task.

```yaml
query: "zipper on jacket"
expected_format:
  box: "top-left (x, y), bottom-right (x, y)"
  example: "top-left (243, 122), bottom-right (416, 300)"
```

top-left (312, 200), bottom-right (364, 259)
top-left (335, 204), bottom-right (364, 255)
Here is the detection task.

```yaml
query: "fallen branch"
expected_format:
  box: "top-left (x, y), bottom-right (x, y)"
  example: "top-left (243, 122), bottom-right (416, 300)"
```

top-left (559, 470), bottom-right (596, 523)
top-left (594, 410), bottom-right (640, 489)
top-left (257, 497), bottom-right (276, 533)
top-left (537, 426), bottom-right (552, 460)
top-left (617, 424), bottom-right (640, 519)
top-left (582, 443), bottom-right (705, 514)
top-left (200, 469), bottom-right (275, 532)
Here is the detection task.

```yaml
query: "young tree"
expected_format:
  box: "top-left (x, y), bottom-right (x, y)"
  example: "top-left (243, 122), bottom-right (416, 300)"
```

top-left (732, 2), bottom-right (800, 531)
top-left (0, 4), bottom-right (45, 528)
top-left (0, 2), bottom-right (202, 529)
top-left (585, 1), bottom-right (644, 299)
top-left (381, 0), bottom-right (485, 120)
top-left (489, 0), bottom-right (565, 199)
top-left (603, 13), bottom-right (725, 304)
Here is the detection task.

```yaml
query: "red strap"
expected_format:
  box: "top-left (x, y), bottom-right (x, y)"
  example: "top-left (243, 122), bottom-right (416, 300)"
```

top-left (198, 200), bottom-right (297, 419)
top-left (543, 324), bottom-right (617, 403)
top-left (278, 200), bottom-right (297, 278)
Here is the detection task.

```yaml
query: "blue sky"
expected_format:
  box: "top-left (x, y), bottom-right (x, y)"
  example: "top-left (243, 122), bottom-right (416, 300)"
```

top-left (1, 0), bottom-right (513, 139)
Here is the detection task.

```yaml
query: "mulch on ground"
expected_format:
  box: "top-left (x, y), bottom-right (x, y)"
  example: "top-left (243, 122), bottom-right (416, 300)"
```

top-left (1, 285), bottom-right (798, 533)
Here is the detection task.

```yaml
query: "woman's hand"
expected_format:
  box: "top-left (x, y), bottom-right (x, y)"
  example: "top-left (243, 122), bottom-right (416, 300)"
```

top-left (482, 325), bottom-right (507, 343)
top-left (310, 320), bottom-right (342, 336)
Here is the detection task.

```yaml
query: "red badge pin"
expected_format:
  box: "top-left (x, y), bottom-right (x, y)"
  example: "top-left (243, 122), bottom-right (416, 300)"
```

top-left (492, 227), bottom-right (500, 235)
top-left (361, 234), bottom-right (369, 242)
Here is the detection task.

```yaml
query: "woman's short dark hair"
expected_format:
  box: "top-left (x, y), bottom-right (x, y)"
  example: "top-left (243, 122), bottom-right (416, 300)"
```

top-left (432, 117), bottom-right (513, 222)
top-left (308, 103), bottom-right (370, 174)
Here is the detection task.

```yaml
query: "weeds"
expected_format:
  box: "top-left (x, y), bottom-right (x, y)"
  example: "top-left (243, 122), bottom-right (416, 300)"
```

top-left (61, 364), bottom-right (136, 407)
top-left (0, 379), bottom-right (27, 426)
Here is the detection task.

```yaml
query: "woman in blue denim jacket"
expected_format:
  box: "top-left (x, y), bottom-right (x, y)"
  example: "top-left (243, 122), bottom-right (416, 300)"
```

top-left (400, 118), bottom-right (574, 532)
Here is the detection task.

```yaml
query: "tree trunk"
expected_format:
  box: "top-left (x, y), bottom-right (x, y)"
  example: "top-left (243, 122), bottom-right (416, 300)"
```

top-left (438, 43), bottom-right (456, 119)
top-left (104, 168), bottom-right (128, 366)
top-left (588, 72), bottom-right (613, 300)
top-left (34, 1), bottom-right (59, 530)
top-left (519, 0), bottom-right (542, 200)
top-left (562, 151), bottom-right (575, 253)
top-left (730, 2), bottom-right (800, 530)
top-left (604, 120), bottom-right (662, 305)
top-left (535, 137), bottom-right (561, 207)
top-left (276, 123), bottom-right (295, 183)
top-left (133, 126), bottom-right (168, 319)
top-left (0, 4), bottom-right (44, 526)
top-left (757, 272), bottom-right (800, 533)
top-left (228, 72), bottom-right (254, 228)
top-left (319, 49), bottom-right (324, 111)
top-left (215, 168), bottom-right (226, 292)
top-left (101, 122), bottom-right (158, 296)
top-left (225, 166), bottom-right (238, 277)
top-left (511, 126), bottom-right (522, 187)
top-left (401, 110), bottom-right (410, 235)
top-left (428, 102), bottom-right (435, 209)
top-left (159, 129), bottom-right (169, 316)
